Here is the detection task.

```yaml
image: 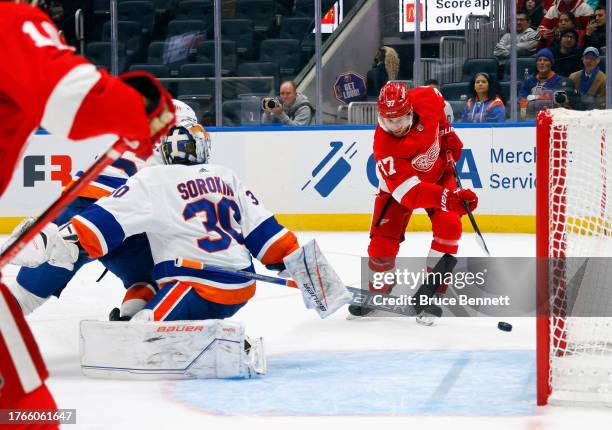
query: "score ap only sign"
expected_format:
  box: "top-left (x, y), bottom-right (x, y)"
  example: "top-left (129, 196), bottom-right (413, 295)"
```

top-left (399, 0), bottom-right (491, 32)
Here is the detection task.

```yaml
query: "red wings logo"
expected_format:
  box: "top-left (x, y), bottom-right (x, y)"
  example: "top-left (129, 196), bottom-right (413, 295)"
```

top-left (411, 132), bottom-right (440, 172)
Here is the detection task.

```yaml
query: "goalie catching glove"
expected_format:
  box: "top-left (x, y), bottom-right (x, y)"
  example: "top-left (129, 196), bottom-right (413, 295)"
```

top-left (118, 71), bottom-right (176, 159)
top-left (0, 218), bottom-right (79, 270)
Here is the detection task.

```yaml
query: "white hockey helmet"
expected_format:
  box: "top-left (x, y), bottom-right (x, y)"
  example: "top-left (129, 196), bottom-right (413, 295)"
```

top-left (173, 99), bottom-right (198, 129)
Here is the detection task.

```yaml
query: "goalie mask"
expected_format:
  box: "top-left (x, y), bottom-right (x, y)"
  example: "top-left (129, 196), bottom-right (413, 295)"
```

top-left (160, 124), bottom-right (211, 165)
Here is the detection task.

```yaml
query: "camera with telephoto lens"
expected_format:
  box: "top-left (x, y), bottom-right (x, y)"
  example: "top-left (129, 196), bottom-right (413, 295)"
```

top-left (554, 90), bottom-right (568, 105)
top-left (262, 97), bottom-right (281, 110)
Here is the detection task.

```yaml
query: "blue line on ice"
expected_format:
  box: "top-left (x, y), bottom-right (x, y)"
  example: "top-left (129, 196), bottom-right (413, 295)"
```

top-left (172, 350), bottom-right (536, 416)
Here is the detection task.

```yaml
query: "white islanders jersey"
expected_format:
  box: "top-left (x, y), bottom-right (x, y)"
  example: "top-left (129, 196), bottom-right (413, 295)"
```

top-left (71, 164), bottom-right (298, 304)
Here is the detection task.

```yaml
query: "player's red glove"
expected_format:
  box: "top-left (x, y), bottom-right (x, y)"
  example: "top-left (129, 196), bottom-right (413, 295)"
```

top-left (440, 127), bottom-right (463, 162)
top-left (119, 71), bottom-right (175, 158)
top-left (441, 188), bottom-right (478, 215)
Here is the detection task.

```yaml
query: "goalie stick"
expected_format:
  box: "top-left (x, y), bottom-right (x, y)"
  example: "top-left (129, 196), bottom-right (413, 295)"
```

top-left (174, 258), bottom-right (422, 318)
top-left (175, 239), bottom-right (352, 319)
top-left (446, 151), bottom-right (490, 256)
top-left (0, 139), bottom-right (132, 271)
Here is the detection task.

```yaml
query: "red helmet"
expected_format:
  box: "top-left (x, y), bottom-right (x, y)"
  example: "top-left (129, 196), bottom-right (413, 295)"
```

top-left (377, 82), bottom-right (412, 119)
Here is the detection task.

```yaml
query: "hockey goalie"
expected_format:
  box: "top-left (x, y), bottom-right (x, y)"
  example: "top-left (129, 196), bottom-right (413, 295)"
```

top-left (12, 124), bottom-right (349, 379)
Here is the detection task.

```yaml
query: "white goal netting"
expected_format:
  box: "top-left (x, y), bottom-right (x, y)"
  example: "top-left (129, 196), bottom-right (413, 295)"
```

top-left (545, 108), bottom-right (612, 404)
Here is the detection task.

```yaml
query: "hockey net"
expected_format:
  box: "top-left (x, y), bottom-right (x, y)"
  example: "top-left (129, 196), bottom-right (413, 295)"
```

top-left (536, 108), bottom-right (612, 406)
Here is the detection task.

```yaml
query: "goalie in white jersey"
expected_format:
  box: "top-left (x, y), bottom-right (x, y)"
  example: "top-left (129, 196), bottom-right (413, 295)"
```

top-left (66, 125), bottom-right (299, 321)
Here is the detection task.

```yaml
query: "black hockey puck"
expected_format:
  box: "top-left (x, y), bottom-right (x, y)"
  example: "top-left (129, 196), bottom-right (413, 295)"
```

top-left (498, 321), bottom-right (513, 332)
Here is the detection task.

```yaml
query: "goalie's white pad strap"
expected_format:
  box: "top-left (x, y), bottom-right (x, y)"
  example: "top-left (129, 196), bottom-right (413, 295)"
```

top-left (79, 319), bottom-right (265, 379)
top-left (283, 239), bottom-right (352, 318)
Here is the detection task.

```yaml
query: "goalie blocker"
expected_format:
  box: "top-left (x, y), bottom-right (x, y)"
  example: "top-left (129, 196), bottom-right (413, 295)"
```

top-left (80, 319), bottom-right (265, 379)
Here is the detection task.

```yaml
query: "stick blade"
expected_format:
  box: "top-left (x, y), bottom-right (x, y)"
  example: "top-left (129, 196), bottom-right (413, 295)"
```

top-left (283, 239), bottom-right (351, 318)
top-left (475, 232), bottom-right (491, 256)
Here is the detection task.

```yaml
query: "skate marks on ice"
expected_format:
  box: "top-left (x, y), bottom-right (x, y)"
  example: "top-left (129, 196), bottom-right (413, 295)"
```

top-left (170, 350), bottom-right (535, 416)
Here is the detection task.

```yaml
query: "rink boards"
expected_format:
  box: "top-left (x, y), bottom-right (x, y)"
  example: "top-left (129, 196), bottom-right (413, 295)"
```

top-left (0, 123), bottom-right (536, 233)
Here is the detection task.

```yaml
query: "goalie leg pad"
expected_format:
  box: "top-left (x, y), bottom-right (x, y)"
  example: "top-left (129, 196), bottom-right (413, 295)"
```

top-left (80, 319), bottom-right (265, 379)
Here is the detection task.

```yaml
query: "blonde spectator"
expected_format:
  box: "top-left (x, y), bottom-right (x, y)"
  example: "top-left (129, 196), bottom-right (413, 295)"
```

top-left (366, 46), bottom-right (400, 99)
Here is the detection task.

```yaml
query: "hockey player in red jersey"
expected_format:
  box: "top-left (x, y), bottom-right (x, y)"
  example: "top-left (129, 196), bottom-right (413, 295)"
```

top-left (0, 0), bottom-right (175, 423)
top-left (0, 0), bottom-right (175, 192)
top-left (350, 82), bottom-right (478, 325)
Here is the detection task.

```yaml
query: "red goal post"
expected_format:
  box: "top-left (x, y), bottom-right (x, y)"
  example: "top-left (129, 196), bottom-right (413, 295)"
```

top-left (536, 108), bottom-right (612, 406)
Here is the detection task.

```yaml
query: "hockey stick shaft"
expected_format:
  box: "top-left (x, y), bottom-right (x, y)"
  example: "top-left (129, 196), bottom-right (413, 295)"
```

top-left (174, 258), bottom-right (298, 288)
top-left (0, 139), bottom-right (129, 270)
top-left (446, 151), bottom-right (490, 256)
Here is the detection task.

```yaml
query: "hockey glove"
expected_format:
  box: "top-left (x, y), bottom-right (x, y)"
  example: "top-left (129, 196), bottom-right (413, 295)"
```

top-left (119, 71), bottom-right (176, 158)
top-left (441, 188), bottom-right (478, 215)
top-left (440, 127), bottom-right (463, 162)
top-left (0, 219), bottom-right (79, 270)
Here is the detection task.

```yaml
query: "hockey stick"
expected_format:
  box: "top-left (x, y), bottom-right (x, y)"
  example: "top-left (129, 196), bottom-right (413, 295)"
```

top-left (175, 257), bottom-right (351, 319)
top-left (446, 151), bottom-right (491, 256)
top-left (0, 139), bottom-right (131, 271)
top-left (174, 258), bottom-right (299, 289)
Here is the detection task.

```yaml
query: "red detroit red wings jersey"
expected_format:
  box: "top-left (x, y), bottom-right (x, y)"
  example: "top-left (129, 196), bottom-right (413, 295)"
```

top-left (0, 282), bottom-right (48, 404)
top-left (0, 3), bottom-right (151, 195)
top-left (373, 86), bottom-right (453, 209)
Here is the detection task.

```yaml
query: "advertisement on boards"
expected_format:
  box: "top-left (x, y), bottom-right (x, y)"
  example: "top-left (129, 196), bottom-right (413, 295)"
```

top-left (0, 126), bottom-right (536, 231)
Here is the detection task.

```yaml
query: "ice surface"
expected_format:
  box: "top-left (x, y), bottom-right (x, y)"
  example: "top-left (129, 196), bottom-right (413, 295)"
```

top-left (3, 232), bottom-right (612, 429)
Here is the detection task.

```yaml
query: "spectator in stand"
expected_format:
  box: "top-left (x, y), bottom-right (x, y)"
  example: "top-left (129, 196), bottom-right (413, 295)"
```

top-left (519, 48), bottom-right (566, 115)
top-left (569, 47), bottom-right (607, 109)
top-left (584, 6), bottom-right (606, 53)
top-left (494, 11), bottom-right (539, 65)
top-left (538, 0), bottom-right (594, 43)
top-left (522, 0), bottom-right (545, 30)
top-left (538, 11), bottom-right (585, 49)
top-left (366, 46), bottom-right (400, 99)
top-left (461, 73), bottom-right (506, 123)
top-left (541, 0), bottom-right (554, 13)
top-left (551, 28), bottom-right (583, 76)
top-left (262, 80), bottom-right (314, 126)
top-left (424, 79), bottom-right (454, 123)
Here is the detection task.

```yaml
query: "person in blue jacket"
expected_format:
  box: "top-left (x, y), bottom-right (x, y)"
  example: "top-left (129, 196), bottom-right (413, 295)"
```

top-left (518, 48), bottom-right (565, 112)
top-left (461, 72), bottom-right (506, 123)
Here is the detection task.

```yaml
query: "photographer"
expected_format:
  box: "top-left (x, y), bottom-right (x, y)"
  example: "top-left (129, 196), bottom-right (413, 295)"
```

top-left (262, 81), bottom-right (314, 126)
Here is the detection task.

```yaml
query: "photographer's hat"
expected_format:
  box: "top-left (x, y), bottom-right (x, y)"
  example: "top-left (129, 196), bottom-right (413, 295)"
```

top-left (583, 47), bottom-right (600, 57)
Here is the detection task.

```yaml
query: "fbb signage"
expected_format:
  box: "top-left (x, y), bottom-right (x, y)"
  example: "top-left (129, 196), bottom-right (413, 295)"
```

top-left (23, 155), bottom-right (72, 187)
